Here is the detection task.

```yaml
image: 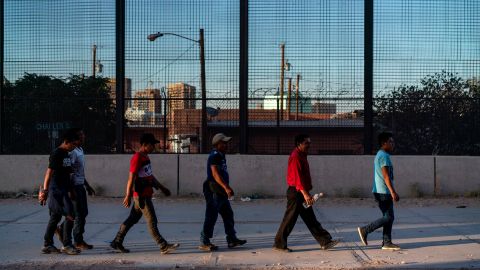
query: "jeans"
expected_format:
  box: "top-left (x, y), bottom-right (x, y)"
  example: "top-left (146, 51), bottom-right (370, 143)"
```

top-left (201, 180), bottom-right (236, 244)
top-left (363, 193), bottom-right (395, 244)
top-left (44, 210), bottom-right (73, 247)
top-left (60, 185), bottom-right (89, 244)
top-left (73, 184), bottom-right (88, 243)
top-left (121, 197), bottom-right (167, 245)
top-left (274, 187), bottom-right (332, 249)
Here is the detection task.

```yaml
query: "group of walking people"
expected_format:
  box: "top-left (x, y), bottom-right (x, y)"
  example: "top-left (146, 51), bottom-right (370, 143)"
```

top-left (39, 129), bottom-right (400, 255)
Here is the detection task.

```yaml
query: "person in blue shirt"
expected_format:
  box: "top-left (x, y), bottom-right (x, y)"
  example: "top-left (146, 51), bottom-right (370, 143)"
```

top-left (357, 132), bottom-right (401, 251)
top-left (199, 133), bottom-right (246, 251)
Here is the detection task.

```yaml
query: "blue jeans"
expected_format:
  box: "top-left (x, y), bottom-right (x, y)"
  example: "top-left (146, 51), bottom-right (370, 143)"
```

top-left (72, 185), bottom-right (88, 244)
top-left (44, 187), bottom-right (74, 247)
top-left (363, 193), bottom-right (395, 244)
top-left (60, 185), bottom-right (89, 244)
top-left (201, 180), bottom-right (236, 244)
top-left (44, 210), bottom-right (73, 247)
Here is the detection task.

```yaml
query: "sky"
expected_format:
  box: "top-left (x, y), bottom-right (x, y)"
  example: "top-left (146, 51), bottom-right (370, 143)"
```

top-left (4, 0), bottom-right (480, 111)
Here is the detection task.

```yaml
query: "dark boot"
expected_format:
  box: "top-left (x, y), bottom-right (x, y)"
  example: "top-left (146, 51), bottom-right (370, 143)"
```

top-left (110, 224), bottom-right (130, 253)
top-left (226, 235), bottom-right (247, 248)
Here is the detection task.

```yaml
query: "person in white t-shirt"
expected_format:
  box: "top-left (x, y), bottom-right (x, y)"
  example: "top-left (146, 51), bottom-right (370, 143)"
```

top-left (56, 128), bottom-right (96, 250)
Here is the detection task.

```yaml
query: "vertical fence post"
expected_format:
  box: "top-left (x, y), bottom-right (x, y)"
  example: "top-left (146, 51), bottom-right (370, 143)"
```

top-left (115, 0), bottom-right (125, 153)
top-left (364, 0), bottom-right (374, 154)
top-left (239, 0), bottom-right (248, 154)
top-left (0, 0), bottom-right (4, 153)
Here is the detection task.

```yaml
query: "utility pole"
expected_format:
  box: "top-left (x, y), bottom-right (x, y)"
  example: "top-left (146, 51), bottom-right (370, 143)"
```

top-left (280, 43), bottom-right (285, 120)
top-left (92, 44), bottom-right (97, 78)
top-left (199, 29), bottom-right (207, 154)
top-left (287, 78), bottom-right (292, 120)
top-left (296, 74), bottom-right (300, 120)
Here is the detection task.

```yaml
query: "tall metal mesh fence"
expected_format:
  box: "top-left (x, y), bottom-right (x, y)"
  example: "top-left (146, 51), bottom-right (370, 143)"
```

top-left (373, 0), bottom-right (480, 155)
top-left (3, 0), bottom-right (116, 153)
top-left (248, 0), bottom-right (364, 154)
top-left (2, 0), bottom-right (479, 155)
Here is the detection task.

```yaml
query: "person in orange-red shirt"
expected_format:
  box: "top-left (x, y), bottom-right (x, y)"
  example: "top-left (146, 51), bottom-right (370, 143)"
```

top-left (273, 134), bottom-right (339, 252)
top-left (110, 133), bottom-right (179, 254)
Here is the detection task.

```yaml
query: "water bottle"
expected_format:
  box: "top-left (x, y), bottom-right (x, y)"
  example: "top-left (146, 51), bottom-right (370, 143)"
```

top-left (303, 193), bottom-right (321, 208)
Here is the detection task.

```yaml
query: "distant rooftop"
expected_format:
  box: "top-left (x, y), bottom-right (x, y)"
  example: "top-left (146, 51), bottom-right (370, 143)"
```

top-left (208, 119), bottom-right (363, 128)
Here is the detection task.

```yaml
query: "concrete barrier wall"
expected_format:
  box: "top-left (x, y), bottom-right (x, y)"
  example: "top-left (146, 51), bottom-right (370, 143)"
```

top-left (225, 155), bottom-right (288, 196)
top-left (0, 154), bottom-right (178, 197)
top-left (178, 154), bottom-right (208, 196)
top-left (84, 154), bottom-right (179, 196)
top-left (436, 156), bottom-right (480, 196)
top-left (178, 155), bottom-right (288, 196)
top-left (0, 154), bottom-right (477, 197)
top-left (390, 156), bottom-right (435, 196)
top-left (309, 156), bottom-right (373, 197)
top-left (0, 155), bottom-right (48, 193)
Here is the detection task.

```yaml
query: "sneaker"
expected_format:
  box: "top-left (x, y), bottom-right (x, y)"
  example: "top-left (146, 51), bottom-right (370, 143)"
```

top-left (382, 242), bottom-right (401, 251)
top-left (61, 245), bottom-right (81, 255)
top-left (160, 243), bottom-right (179, 254)
top-left (75, 241), bottom-right (93, 250)
top-left (320, 239), bottom-right (340, 250)
top-left (198, 243), bottom-right (219, 252)
top-left (227, 238), bottom-right (247, 248)
top-left (272, 246), bottom-right (292, 253)
top-left (55, 226), bottom-right (64, 244)
top-left (110, 241), bottom-right (130, 253)
top-left (41, 245), bottom-right (61, 254)
top-left (357, 227), bottom-right (368, 246)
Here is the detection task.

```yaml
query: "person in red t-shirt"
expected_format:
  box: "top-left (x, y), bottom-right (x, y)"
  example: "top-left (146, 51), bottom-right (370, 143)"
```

top-left (273, 134), bottom-right (339, 252)
top-left (110, 133), bottom-right (179, 254)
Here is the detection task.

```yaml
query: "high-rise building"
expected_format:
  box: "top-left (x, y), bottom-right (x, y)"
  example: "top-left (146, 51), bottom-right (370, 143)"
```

top-left (106, 78), bottom-right (132, 106)
top-left (130, 88), bottom-right (162, 125)
top-left (167, 83), bottom-right (196, 117)
top-left (166, 83), bottom-right (197, 152)
top-left (133, 88), bottom-right (162, 114)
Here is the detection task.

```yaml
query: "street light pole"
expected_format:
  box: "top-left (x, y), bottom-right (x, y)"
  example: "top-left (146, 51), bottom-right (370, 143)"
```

top-left (147, 29), bottom-right (208, 153)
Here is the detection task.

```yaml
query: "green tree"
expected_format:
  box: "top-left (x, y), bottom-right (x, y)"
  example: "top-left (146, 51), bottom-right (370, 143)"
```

top-left (3, 74), bottom-right (116, 153)
top-left (375, 71), bottom-right (480, 155)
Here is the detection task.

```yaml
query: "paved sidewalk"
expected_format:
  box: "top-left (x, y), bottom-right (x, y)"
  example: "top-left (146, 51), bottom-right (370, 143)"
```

top-left (0, 197), bottom-right (479, 269)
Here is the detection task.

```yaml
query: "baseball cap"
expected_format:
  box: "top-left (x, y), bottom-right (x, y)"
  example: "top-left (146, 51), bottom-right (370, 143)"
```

top-left (212, 133), bottom-right (232, 145)
top-left (140, 133), bottom-right (160, 145)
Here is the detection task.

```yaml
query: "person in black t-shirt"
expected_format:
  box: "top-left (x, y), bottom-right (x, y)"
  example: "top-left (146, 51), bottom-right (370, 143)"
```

top-left (39, 129), bottom-right (80, 255)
